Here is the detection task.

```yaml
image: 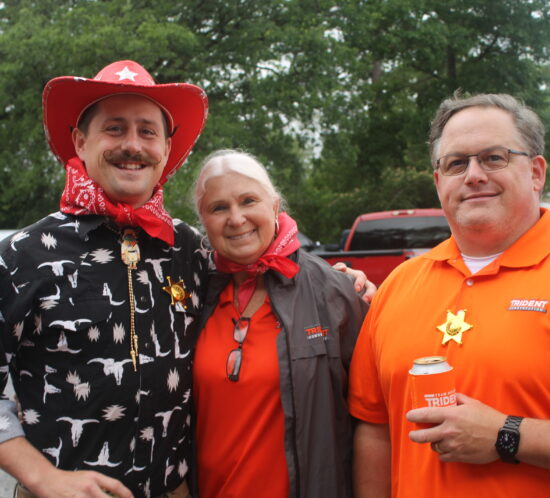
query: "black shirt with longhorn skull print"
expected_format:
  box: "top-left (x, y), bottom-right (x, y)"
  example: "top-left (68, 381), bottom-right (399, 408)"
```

top-left (0, 212), bottom-right (209, 498)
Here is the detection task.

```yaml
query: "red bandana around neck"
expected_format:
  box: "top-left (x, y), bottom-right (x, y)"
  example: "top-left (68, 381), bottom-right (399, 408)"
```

top-left (60, 157), bottom-right (175, 245)
top-left (214, 211), bottom-right (301, 313)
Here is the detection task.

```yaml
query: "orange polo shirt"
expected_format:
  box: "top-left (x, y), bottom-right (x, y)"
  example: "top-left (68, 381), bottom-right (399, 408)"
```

top-left (349, 209), bottom-right (550, 497)
top-left (193, 281), bottom-right (289, 498)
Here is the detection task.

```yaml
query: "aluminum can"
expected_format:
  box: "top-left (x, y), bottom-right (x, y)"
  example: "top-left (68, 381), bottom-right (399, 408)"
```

top-left (409, 356), bottom-right (456, 409)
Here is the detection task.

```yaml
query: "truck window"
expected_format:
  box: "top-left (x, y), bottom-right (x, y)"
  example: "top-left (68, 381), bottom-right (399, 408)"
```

top-left (349, 216), bottom-right (451, 251)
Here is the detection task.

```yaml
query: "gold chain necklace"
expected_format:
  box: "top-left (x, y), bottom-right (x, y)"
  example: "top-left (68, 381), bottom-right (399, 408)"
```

top-left (120, 227), bottom-right (140, 371)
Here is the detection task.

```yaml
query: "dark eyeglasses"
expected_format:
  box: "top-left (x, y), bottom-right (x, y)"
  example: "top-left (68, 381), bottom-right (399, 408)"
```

top-left (435, 147), bottom-right (530, 176)
top-left (227, 317), bottom-right (250, 382)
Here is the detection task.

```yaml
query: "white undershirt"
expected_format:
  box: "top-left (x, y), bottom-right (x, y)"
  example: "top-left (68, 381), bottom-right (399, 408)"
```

top-left (461, 252), bottom-right (502, 274)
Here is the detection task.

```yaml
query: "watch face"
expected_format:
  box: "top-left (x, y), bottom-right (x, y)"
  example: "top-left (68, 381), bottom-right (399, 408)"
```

top-left (496, 415), bottom-right (523, 463)
top-left (500, 431), bottom-right (519, 451)
top-left (497, 430), bottom-right (520, 460)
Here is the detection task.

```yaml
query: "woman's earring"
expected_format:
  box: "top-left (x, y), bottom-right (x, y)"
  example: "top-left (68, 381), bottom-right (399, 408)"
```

top-left (200, 235), bottom-right (213, 255)
top-left (274, 217), bottom-right (280, 236)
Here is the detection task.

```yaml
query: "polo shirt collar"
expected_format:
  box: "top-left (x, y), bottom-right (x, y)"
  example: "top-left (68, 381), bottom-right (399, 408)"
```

top-left (424, 208), bottom-right (550, 269)
top-left (218, 280), bottom-right (236, 310)
top-left (216, 276), bottom-right (273, 317)
top-left (424, 237), bottom-right (460, 262)
top-left (499, 208), bottom-right (550, 268)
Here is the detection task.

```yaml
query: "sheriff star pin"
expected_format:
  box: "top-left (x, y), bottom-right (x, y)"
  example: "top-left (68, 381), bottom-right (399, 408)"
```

top-left (437, 309), bottom-right (473, 345)
top-left (162, 276), bottom-right (191, 309)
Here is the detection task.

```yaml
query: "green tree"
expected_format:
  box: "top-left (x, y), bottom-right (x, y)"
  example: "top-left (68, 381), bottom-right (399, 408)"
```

top-left (0, 0), bottom-right (548, 243)
top-left (0, 0), bottom-right (201, 225)
top-left (301, 0), bottom-right (550, 240)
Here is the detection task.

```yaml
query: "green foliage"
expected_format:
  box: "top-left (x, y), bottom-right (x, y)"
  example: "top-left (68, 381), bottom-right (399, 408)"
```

top-left (0, 0), bottom-right (548, 243)
top-left (304, 0), bottom-right (550, 239)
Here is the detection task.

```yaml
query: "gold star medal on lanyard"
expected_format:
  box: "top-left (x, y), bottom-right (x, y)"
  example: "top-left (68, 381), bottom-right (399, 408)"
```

top-left (163, 276), bottom-right (192, 312)
top-left (437, 309), bottom-right (473, 345)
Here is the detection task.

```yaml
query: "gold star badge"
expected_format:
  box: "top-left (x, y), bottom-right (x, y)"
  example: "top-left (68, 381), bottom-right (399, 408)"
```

top-left (437, 309), bottom-right (473, 345)
top-left (162, 276), bottom-right (191, 309)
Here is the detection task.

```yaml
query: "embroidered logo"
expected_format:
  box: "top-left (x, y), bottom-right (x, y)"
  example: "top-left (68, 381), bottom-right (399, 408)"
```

top-left (305, 324), bottom-right (329, 340)
top-left (508, 299), bottom-right (548, 313)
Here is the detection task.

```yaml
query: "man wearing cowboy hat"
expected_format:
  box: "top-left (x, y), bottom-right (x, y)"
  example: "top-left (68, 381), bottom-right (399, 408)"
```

top-left (0, 60), bottom-right (208, 498)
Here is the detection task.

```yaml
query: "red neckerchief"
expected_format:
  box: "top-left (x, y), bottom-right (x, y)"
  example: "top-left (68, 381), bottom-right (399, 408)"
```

top-left (60, 157), bottom-right (174, 245)
top-left (214, 212), bottom-right (301, 313)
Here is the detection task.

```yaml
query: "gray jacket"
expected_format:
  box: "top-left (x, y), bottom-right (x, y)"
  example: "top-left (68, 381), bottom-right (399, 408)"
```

top-left (197, 249), bottom-right (368, 498)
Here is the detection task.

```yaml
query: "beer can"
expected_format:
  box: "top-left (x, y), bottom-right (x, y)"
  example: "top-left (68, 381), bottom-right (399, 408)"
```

top-left (409, 356), bottom-right (457, 409)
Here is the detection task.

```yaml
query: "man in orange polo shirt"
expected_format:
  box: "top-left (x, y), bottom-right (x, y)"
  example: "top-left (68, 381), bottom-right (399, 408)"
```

top-left (348, 93), bottom-right (550, 497)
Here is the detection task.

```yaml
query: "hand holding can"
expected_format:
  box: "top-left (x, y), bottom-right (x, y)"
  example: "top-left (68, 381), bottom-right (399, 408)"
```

top-left (409, 356), bottom-right (457, 410)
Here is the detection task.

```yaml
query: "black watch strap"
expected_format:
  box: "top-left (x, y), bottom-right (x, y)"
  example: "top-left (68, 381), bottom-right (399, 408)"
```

top-left (503, 415), bottom-right (523, 432)
top-left (496, 415), bottom-right (523, 463)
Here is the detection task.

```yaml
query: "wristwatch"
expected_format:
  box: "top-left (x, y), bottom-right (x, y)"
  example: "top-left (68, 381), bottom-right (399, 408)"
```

top-left (495, 415), bottom-right (523, 463)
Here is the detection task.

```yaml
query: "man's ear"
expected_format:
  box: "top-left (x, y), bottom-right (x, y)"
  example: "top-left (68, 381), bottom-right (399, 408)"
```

top-left (433, 168), bottom-right (440, 187)
top-left (72, 127), bottom-right (87, 160)
top-left (531, 155), bottom-right (547, 193)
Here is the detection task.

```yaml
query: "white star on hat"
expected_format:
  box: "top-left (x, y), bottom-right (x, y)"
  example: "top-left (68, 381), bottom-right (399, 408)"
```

top-left (115, 66), bottom-right (138, 81)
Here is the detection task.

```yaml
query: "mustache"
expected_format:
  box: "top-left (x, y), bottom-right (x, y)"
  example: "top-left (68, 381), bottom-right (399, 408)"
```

top-left (103, 149), bottom-right (161, 167)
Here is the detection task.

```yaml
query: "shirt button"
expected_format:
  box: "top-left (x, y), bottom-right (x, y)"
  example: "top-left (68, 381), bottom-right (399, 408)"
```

top-left (466, 279), bottom-right (474, 286)
top-left (140, 296), bottom-right (147, 302)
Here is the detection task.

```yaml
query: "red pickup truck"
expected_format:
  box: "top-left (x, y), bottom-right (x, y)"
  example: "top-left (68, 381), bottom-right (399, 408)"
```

top-left (317, 209), bottom-right (451, 287)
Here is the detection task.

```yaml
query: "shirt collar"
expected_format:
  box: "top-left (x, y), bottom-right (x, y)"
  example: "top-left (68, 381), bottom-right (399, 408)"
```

top-left (424, 208), bottom-right (550, 269)
top-left (218, 279), bottom-right (271, 307)
top-left (499, 208), bottom-right (550, 268)
top-left (57, 213), bottom-right (106, 240)
top-left (218, 280), bottom-right (236, 309)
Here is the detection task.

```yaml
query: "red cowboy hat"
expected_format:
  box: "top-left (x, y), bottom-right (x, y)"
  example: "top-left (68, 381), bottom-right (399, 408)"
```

top-left (42, 60), bottom-right (208, 184)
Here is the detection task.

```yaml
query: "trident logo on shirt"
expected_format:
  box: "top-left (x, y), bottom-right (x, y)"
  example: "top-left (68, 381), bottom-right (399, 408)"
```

top-left (305, 325), bottom-right (329, 340)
